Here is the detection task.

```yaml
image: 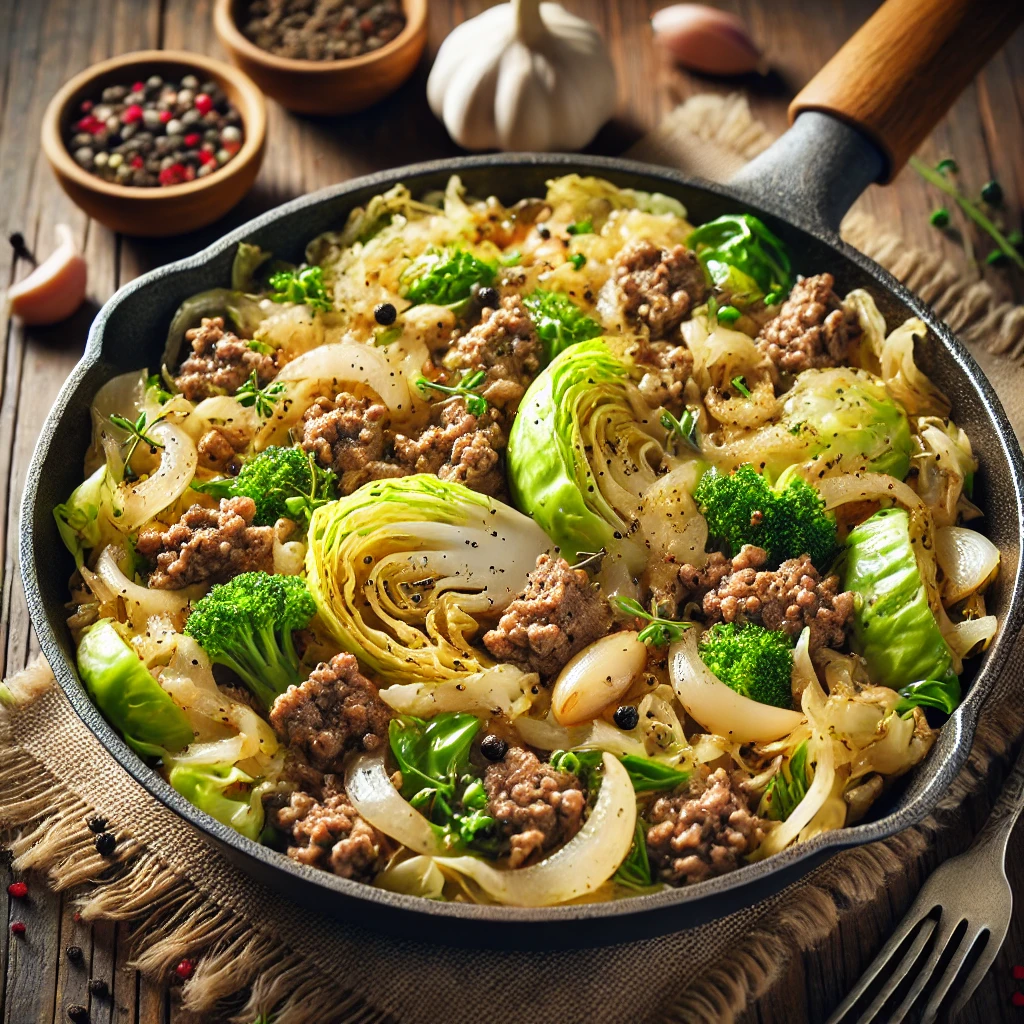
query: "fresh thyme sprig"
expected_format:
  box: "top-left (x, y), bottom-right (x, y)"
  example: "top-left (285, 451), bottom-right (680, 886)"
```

top-left (235, 370), bottom-right (286, 418)
top-left (415, 370), bottom-right (489, 416)
top-left (612, 596), bottom-right (693, 647)
top-left (910, 156), bottom-right (1024, 272)
top-left (109, 411), bottom-right (166, 477)
top-left (660, 407), bottom-right (699, 453)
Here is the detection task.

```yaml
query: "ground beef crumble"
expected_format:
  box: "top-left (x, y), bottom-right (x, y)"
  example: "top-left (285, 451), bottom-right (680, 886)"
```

top-left (482, 554), bottom-right (612, 678)
top-left (269, 770), bottom-right (390, 881)
top-left (269, 652), bottom-right (391, 772)
top-left (756, 273), bottom-right (861, 374)
top-left (196, 424), bottom-right (249, 474)
top-left (173, 316), bottom-right (278, 402)
top-left (645, 767), bottom-right (765, 886)
top-left (612, 240), bottom-right (708, 339)
top-left (632, 337), bottom-right (695, 411)
top-left (484, 747), bottom-right (586, 868)
top-left (443, 294), bottom-right (542, 415)
top-left (135, 496), bottom-right (273, 589)
top-left (679, 544), bottom-right (854, 651)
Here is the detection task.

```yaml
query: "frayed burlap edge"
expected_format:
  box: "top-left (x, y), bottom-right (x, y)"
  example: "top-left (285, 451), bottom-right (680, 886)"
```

top-left (0, 657), bottom-right (386, 1024)
top-left (2, 93), bottom-right (1023, 1024)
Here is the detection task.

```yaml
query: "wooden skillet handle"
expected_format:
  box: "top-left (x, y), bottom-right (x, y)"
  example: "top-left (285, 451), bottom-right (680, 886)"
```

top-left (789, 0), bottom-right (1023, 183)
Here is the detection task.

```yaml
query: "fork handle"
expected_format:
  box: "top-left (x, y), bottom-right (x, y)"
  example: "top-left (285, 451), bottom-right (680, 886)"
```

top-left (971, 739), bottom-right (1024, 854)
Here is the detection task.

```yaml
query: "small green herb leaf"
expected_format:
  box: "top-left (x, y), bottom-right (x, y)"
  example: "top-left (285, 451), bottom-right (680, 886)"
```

top-left (414, 371), bottom-right (489, 416)
top-left (929, 208), bottom-right (950, 228)
top-left (268, 266), bottom-right (332, 312)
top-left (235, 371), bottom-right (286, 418)
top-left (566, 219), bottom-right (593, 236)
top-left (731, 375), bottom-right (751, 398)
top-left (612, 595), bottom-right (692, 647)
top-left (568, 253), bottom-right (587, 270)
top-left (660, 407), bottom-right (699, 453)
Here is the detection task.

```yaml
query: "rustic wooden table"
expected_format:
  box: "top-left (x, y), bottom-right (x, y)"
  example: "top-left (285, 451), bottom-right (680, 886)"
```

top-left (1, 1), bottom-right (1023, 1022)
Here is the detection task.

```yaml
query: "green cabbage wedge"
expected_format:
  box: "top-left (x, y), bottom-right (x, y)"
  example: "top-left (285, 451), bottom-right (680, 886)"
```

top-left (507, 338), bottom-right (674, 568)
top-left (306, 475), bottom-right (552, 684)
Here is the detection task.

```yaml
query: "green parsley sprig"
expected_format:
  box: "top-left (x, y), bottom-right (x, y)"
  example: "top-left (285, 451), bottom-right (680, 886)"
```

top-left (415, 370), bottom-right (489, 416)
top-left (612, 595), bottom-right (693, 646)
top-left (235, 370), bottom-right (286, 418)
top-left (267, 266), bottom-right (333, 312)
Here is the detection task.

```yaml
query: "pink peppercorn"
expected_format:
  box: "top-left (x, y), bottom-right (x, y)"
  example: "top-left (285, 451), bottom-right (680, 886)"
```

top-left (183, 132), bottom-right (201, 148)
top-left (122, 104), bottom-right (143, 125)
top-left (1013, 992), bottom-right (1024, 1008)
top-left (1014, 965), bottom-right (1024, 980)
top-left (11, 922), bottom-right (26, 936)
top-left (159, 110), bottom-right (173, 123)
top-left (80, 100), bottom-right (93, 113)
top-left (197, 150), bottom-right (216, 166)
top-left (132, 80), bottom-right (145, 92)
top-left (130, 155), bottom-right (144, 169)
top-left (175, 959), bottom-right (194, 980)
top-left (194, 93), bottom-right (213, 115)
top-left (158, 163), bottom-right (186, 186)
top-left (7, 881), bottom-right (28, 899)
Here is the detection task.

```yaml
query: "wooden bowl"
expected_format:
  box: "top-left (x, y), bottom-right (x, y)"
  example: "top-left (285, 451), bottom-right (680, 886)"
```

top-left (41, 51), bottom-right (267, 238)
top-left (213, 0), bottom-right (427, 116)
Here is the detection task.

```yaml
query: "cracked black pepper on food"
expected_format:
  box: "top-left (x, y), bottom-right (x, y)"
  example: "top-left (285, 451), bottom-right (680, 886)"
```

top-left (241, 0), bottom-right (406, 61)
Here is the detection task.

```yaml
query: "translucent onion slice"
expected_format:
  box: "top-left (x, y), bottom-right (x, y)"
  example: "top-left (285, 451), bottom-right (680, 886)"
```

top-left (816, 471), bottom-right (924, 515)
top-left (112, 422), bottom-right (197, 533)
top-left (345, 752), bottom-right (448, 857)
top-left (669, 628), bottom-right (804, 743)
top-left (94, 545), bottom-right (202, 630)
top-left (945, 615), bottom-right (998, 658)
top-left (275, 338), bottom-right (427, 421)
top-left (435, 754), bottom-right (635, 907)
top-left (935, 526), bottom-right (1000, 604)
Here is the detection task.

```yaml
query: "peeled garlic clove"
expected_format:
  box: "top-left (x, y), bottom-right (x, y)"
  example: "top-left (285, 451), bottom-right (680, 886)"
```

top-left (551, 630), bottom-right (647, 727)
top-left (652, 4), bottom-right (762, 77)
top-left (7, 224), bottom-right (88, 326)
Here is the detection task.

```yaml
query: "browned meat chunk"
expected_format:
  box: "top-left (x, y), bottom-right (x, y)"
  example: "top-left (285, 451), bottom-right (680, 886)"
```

top-left (645, 767), bottom-right (765, 886)
top-left (443, 294), bottom-right (542, 414)
top-left (173, 317), bottom-right (277, 402)
top-left (135, 496), bottom-right (273, 589)
top-left (394, 400), bottom-right (506, 497)
top-left (300, 390), bottom-right (404, 493)
top-left (612, 241), bottom-right (708, 339)
top-left (756, 273), bottom-right (861, 374)
top-left (484, 746), bottom-right (586, 868)
top-left (483, 554), bottom-right (612, 678)
top-left (270, 653), bottom-right (391, 771)
top-left (196, 424), bottom-right (249, 474)
top-left (270, 774), bottom-right (390, 881)
top-left (680, 545), bottom-right (854, 652)
top-left (632, 338), bottom-right (695, 411)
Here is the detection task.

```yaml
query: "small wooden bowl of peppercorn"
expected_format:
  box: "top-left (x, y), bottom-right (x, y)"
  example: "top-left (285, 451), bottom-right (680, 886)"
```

top-left (42, 50), bottom-right (267, 238)
top-left (213, 0), bottom-right (427, 116)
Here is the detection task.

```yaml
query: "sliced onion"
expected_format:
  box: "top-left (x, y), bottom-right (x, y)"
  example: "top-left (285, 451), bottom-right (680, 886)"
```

top-left (94, 545), bottom-right (203, 631)
top-left (935, 526), bottom-right (1000, 603)
top-left (275, 337), bottom-right (428, 421)
top-left (111, 423), bottom-right (197, 533)
top-left (669, 628), bottom-right (804, 743)
top-left (751, 684), bottom-right (836, 859)
top-left (816, 471), bottom-right (925, 516)
top-left (345, 752), bottom-right (448, 856)
top-left (374, 855), bottom-right (446, 900)
top-left (435, 754), bottom-right (635, 907)
top-left (378, 664), bottom-right (539, 720)
top-left (944, 615), bottom-right (998, 658)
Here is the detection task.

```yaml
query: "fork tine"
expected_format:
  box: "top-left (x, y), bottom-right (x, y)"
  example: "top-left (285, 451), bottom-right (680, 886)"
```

top-left (887, 915), bottom-right (962, 1024)
top-left (824, 916), bottom-right (936, 1024)
top-left (918, 926), bottom-right (989, 1024)
top-left (943, 927), bottom-right (1003, 1023)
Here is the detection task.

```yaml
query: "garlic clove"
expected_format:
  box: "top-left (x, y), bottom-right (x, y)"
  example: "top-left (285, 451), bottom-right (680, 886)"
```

top-left (652, 4), bottom-right (762, 77)
top-left (7, 224), bottom-right (88, 326)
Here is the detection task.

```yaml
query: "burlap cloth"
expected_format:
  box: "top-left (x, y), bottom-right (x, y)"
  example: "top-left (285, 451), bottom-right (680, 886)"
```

top-left (4, 94), bottom-right (1024, 1024)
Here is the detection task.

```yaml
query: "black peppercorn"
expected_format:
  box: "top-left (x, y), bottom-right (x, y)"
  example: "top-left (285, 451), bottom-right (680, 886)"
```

top-left (88, 979), bottom-right (109, 999)
top-left (67, 1006), bottom-right (90, 1024)
top-left (538, 225), bottom-right (551, 239)
top-left (94, 832), bottom-right (116, 857)
top-left (480, 734), bottom-right (508, 762)
top-left (8, 232), bottom-right (32, 260)
top-left (374, 302), bottom-right (397, 326)
top-left (613, 705), bottom-right (640, 730)
top-left (86, 815), bottom-right (108, 833)
top-left (65, 945), bottom-right (84, 965)
top-left (476, 286), bottom-right (500, 309)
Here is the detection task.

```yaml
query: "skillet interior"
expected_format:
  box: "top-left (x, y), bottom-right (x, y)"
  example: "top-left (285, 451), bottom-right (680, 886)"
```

top-left (21, 154), bottom-right (1024, 948)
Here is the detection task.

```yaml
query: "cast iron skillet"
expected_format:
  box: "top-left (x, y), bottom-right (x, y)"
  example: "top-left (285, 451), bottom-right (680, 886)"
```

top-left (19, 0), bottom-right (1024, 948)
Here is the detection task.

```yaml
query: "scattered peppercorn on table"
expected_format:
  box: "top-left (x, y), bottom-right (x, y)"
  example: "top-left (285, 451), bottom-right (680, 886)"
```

top-left (2, 1), bottom-right (1024, 1023)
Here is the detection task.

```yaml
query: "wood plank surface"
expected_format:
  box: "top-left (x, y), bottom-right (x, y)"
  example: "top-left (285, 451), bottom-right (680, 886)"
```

top-left (1, 1), bottom-right (1023, 1022)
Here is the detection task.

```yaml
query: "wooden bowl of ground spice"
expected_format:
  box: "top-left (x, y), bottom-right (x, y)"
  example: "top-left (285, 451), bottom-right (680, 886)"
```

top-left (214, 0), bottom-right (427, 116)
top-left (42, 51), bottom-right (266, 237)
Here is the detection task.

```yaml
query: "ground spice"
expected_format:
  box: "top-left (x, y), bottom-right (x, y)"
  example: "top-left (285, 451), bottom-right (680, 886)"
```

top-left (65, 73), bottom-right (244, 188)
top-left (241, 0), bottom-right (405, 61)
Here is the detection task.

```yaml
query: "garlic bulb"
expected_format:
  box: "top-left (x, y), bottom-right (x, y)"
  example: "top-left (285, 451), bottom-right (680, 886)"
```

top-left (652, 4), bottom-right (762, 77)
top-left (7, 224), bottom-right (88, 326)
top-left (427, 0), bottom-right (617, 152)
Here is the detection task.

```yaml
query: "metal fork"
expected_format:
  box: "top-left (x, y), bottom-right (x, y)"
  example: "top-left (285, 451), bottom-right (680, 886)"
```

top-left (827, 738), bottom-right (1024, 1024)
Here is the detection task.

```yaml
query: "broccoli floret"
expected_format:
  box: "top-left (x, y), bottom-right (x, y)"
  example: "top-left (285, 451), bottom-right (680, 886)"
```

top-left (184, 572), bottom-right (316, 708)
top-left (694, 465), bottom-right (837, 569)
top-left (193, 446), bottom-right (338, 527)
top-left (400, 247), bottom-right (496, 307)
top-left (522, 289), bottom-right (603, 361)
top-left (698, 622), bottom-right (794, 710)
